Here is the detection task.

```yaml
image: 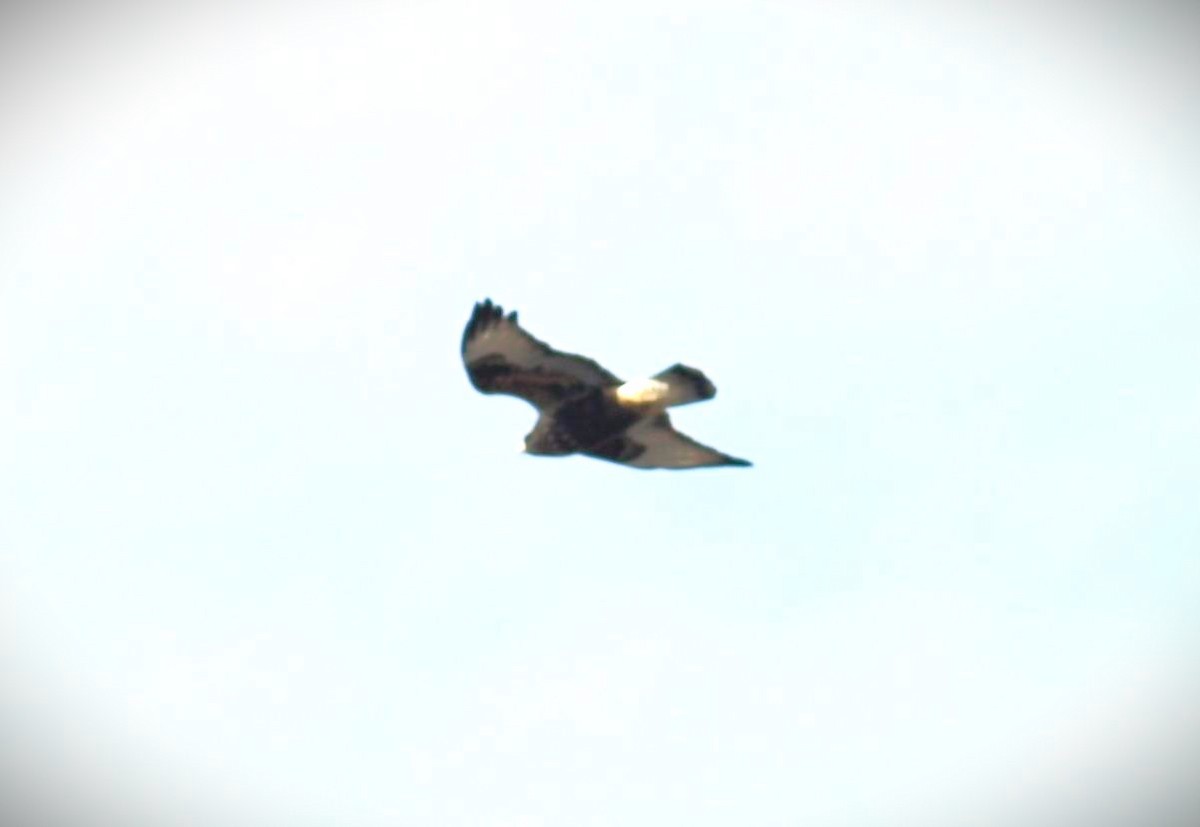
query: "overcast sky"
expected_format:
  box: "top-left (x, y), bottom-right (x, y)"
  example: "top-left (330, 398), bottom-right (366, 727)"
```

top-left (2, 3), bottom-right (1199, 826)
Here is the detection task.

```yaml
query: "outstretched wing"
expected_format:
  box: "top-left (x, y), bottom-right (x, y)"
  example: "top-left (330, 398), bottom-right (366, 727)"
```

top-left (462, 299), bottom-right (621, 410)
top-left (585, 413), bottom-right (751, 469)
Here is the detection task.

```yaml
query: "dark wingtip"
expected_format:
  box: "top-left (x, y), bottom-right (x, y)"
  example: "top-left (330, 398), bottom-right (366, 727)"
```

top-left (725, 456), bottom-right (752, 467)
top-left (463, 298), bottom-right (511, 352)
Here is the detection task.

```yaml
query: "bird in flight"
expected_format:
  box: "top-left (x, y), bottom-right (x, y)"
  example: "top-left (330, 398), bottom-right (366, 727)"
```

top-left (462, 299), bottom-right (751, 470)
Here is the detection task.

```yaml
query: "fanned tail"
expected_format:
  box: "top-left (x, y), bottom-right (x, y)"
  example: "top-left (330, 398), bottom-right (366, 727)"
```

top-left (651, 363), bottom-right (717, 407)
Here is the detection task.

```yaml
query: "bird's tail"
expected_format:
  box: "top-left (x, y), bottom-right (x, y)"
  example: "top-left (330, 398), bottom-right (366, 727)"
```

top-left (651, 363), bottom-right (717, 407)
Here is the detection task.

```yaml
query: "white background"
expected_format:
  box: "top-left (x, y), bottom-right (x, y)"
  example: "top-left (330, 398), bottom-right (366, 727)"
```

top-left (2, 3), bottom-right (1199, 825)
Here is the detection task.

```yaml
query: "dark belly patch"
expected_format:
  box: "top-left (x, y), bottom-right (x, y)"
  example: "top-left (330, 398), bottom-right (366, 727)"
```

top-left (553, 389), bottom-right (640, 449)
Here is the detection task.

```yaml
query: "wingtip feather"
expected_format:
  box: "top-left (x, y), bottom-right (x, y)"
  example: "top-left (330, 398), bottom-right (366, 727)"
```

top-left (464, 298), bottom-right (515, 352)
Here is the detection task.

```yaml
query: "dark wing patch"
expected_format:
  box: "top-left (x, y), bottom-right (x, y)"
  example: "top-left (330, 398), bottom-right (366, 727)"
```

top-left (585, 413), bottom-right (751, 470)
top-left (462, 299), bottom-right (621, 410)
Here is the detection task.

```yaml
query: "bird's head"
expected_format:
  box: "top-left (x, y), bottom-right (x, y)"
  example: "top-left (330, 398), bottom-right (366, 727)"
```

top-left (521, 431), bottom-right (572, 457)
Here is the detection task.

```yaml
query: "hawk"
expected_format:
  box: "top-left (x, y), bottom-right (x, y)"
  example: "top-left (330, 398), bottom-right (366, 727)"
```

top-left (462, 299), bottom-right (751, 470)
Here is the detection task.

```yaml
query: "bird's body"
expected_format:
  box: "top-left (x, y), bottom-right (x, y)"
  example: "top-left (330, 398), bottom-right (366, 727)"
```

top-left (461, 299), bottom-right (750, 470)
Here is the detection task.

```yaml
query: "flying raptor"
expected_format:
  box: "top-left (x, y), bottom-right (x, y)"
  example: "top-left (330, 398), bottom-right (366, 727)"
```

top-left (462, 299), bottom-right (750, 470)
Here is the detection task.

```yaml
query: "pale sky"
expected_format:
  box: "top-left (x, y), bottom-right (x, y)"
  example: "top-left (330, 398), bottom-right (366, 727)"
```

top-left (2, 3), bottom-right (1199, 826)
